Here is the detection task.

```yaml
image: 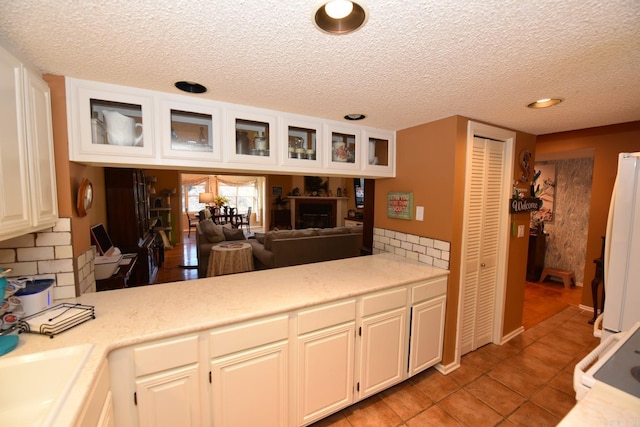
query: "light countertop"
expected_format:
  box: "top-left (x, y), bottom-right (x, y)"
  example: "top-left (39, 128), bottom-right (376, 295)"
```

top-left (559, 382), bottom-right (640, 426)
top-left (5, 253), bottom-right (449, 426)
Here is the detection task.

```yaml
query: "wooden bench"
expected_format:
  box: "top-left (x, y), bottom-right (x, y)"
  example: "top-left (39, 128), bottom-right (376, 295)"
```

top-left (539, 267), bottom-right (575, 288)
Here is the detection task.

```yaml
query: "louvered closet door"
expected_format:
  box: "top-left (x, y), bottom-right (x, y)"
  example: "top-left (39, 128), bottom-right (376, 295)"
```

top-left (460, 137), bottom-right (506, 356)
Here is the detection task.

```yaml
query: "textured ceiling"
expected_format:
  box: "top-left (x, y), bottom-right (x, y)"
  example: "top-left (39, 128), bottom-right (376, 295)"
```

top-left (0, 0), bottom-right (638, 135)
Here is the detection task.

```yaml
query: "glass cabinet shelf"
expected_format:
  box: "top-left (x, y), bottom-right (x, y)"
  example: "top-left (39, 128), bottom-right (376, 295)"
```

top-left (367, 137), bottom-right (389, 167)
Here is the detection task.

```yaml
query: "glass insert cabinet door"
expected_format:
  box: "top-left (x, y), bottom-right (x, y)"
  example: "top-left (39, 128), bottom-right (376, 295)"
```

top-left (367, 137), bottom-right (389, 167)
top-left (236, 118), bottom-right (269, 156)
top-left (170, 109), bottom-right (213, 153)
top-left (90, 99), bottom-right (144, 147)
top-left (288, 126), bottom-right (317, 161)
top-left (331, 131), bottom-right (356, 164)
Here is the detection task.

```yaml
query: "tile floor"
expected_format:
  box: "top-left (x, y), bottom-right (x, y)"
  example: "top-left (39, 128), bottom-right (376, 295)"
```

top-left (311, 306), bottom-right (600, 427)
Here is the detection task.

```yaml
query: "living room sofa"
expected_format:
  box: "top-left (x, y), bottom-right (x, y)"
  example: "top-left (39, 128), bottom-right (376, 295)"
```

top-left (249, 226), bottom-right (363, 270)
top-left (195, 219), bottom-right (363, 277)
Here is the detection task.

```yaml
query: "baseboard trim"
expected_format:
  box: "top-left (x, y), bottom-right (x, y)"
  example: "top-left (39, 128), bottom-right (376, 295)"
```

top-left (579, 304), bottom-right (595, 313)
top-left (435, 360), bottom-right (460, 375)
top-left (501, 326), bottom-right (524, 344)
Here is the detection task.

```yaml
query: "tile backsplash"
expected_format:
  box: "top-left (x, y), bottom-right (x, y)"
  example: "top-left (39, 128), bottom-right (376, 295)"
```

top-left (373, 227), bottom-right (450, 270)
top-left (0, 218), bottom-right (96, 300)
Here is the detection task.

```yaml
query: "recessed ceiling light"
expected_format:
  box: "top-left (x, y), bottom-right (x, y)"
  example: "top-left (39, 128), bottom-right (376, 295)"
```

top-left (344, 113), bottom-right (366, 121)
top-left (527, 98), bottom-right (563, 109)
top-left (314, 1), bottom-right (367, 35)
top-left (174, 81), bottom-right (207, 94)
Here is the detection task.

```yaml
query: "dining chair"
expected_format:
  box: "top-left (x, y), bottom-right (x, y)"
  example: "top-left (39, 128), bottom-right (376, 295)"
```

top-left (186, 209), bottom-right (198, 237)
top-left (237, 206), bottom-right (251, 233)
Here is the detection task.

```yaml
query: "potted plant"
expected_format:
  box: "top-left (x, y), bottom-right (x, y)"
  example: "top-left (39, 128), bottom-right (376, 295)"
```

top-left (273, 195), bottom-right (288, 210)
top-left (213, 195), bottom-right (229, 208)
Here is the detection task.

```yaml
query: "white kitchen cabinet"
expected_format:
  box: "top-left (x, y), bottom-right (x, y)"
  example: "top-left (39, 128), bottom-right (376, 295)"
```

top-left (108, 334), bottom-right (206, 427)
top-left (362, 129), bottom-right (395, 177)
top-left (0, 45), bottom-right (58, 241)
top-left (325, 124), bottom-right (361, 172)
top-left (75, 361), bottom-right (114, 427)
top-left (64, 77), bottom-right (396, 177)
top-left (135, 364), bottom-right (201, 427)
top-left (296, 299), bottom-right (356, 426)
top-left (408, 277), bottom-right (447, 376)
top-left (209, 315), bottom-right (289, 427)
top-left (133, 335), bottom-right (203, 427)
top-left (66, 78), bottom-right (156, 163)
top-left (356, 287), bottom-right (408, 399)
top-left (225, 107), bottom-right (278, 166)
top-left (159, 96), bottom-right (223, 165)
top-left (279, 114), bottom-right (325, 170)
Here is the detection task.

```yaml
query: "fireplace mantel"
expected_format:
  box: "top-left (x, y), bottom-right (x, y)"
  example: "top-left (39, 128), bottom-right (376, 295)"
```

top-left (289, 196), bottom-right (349, 229)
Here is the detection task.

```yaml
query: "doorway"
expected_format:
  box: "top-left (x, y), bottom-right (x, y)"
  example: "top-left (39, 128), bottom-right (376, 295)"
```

top-left (457, 122), bottom-right (515, 361)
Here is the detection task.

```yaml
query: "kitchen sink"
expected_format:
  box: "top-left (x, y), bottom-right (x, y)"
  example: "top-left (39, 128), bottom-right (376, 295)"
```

top-left (0, 343), bottom-right (93, 426)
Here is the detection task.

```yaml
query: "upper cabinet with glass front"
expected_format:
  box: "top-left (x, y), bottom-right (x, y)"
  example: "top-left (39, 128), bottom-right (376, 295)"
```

top-left (67, 78), bottom-right (155, 162)
top-left (66, 77), bottom-right (395, 177)
top-left (225, 108), bottom-right (277, 165)
top-left (326, 125), bottom-right (360, 171)
top-left (160, 97), bottom-right (222, 163)
top-left (363, 129), bottom-right (395, 177)
top-left (279, 114), bottom-right (324, 169)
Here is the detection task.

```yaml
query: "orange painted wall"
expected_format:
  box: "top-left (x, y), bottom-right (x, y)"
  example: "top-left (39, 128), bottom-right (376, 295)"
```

top-left (536, 121), bottom-right (640, 307)
top-left (377, 115), bottom-right (536, 365)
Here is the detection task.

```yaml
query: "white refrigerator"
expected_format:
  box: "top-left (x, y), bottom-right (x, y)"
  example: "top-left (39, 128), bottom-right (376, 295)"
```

top-left (602, 152), bottom-right (640, 338)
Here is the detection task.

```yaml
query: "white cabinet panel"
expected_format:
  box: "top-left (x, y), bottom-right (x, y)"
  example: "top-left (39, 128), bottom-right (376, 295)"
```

top-left (211, 341), bottom-right (288, 427)
top-left (357, 307), bottom-right (407, 398)
top-left (362, 129), bottom-right (395, 177)
top-left (408, 295), bottom-right (446, 376)
top-left (0, 46), bottom-right (57, 241)
top-left (297, 322), bottom-right (355, 426)
top-left (135, 364), bottom-right (202, 427)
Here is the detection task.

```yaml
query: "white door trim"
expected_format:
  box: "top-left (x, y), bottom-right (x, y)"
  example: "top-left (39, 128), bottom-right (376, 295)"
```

top-left (455, 121), bottom-right (515, 364)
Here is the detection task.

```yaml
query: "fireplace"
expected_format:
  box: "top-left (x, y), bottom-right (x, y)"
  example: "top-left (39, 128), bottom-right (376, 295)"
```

top-left (299, 201), bottom-right (335, 228)
top-left (289, 197), bottom-right (348, 229)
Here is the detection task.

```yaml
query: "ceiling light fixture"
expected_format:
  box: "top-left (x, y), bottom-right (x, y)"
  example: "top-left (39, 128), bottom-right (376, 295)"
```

top-left (174, 81), bottom-right (207, 94)
top-left (325, 0), bottom-right (353, 19)
top-left (527, 98), bottom-right (563, 109)
top-left (314, 1), bottom-right (367, 35)
top-left (344, 113), bottom-right (366, 121)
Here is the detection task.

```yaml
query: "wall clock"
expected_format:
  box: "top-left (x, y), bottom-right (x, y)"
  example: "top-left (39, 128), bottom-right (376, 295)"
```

top-left (77, 178), bottom-right (93, 217)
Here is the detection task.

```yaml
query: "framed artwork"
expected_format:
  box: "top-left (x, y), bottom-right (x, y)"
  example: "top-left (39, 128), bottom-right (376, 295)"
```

top-left (271, 186), bottom-right (283, 196)
top-left (304, 176), bottom-right (329, 195)
top-left (387, 192), bottom-right (413, 220)
top-left (531, 163), bottom-right (556, 222)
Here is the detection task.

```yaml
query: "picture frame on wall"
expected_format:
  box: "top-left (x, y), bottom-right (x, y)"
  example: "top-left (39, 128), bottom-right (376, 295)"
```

top-left (387, 192), bottom-right (413, 220)
top-left (272, 186), bottom-right (283, 197)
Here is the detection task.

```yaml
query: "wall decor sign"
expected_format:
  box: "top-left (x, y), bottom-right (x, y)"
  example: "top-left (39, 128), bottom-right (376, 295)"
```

top-left (510, 197), bottom-right (542, 213)
top-left (387, 192), bottom-right (413, 220)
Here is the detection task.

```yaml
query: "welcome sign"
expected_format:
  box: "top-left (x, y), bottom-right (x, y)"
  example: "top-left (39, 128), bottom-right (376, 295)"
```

top-left (387, 192), bottom-right (413, 220)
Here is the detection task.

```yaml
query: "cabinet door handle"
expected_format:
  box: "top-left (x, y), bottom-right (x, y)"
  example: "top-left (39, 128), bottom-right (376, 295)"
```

top-left (480, 263), bottom-right (486, 267)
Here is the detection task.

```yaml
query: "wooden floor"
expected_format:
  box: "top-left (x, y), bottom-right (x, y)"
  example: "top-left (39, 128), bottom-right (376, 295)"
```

top-left (156, 230), bottom-right (587, 330)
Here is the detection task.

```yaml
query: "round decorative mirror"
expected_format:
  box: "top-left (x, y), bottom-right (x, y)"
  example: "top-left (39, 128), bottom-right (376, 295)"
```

top-left (77, 178), bottom-right (93, 217)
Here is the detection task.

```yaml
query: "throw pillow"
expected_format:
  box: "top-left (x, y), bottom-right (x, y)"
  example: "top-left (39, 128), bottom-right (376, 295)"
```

top-left (254, 232), bottom-right (265, 244)
top-left (223, 227), bottom-right (246, 241)
top-left (201, 220), bottom-right (225, 243)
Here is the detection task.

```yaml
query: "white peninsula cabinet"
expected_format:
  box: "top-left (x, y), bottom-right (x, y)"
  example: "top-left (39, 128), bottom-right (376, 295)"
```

top-left (106, 274), bottom-right (447, 427)
top-left (0, 45), bottom-right (58, 241)
top-left (209, 315), bottom-right (289, 427)
top-left (295, 300), bottom-right (357, 426)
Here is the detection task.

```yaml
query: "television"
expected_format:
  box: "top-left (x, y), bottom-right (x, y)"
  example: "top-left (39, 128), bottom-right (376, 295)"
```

top-left (90, 223), bottom-right (115, 256)
top-left (354, 178), bottom-right (365, 209)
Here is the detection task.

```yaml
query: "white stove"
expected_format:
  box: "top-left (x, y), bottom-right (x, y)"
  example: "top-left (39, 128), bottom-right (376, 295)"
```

top-left (575, 322), bottom-right (640, 400)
